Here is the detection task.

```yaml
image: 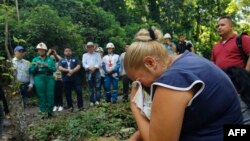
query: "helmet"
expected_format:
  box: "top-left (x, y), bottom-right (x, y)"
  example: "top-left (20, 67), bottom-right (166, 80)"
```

top-left (96, 47), bottom-right (104, 52)
top-left (36, 42), bottom-right (47, 50)
top-left (163, 33), bottom-right (171, 39)
top-left (106, 42), bottom-right (115, 49)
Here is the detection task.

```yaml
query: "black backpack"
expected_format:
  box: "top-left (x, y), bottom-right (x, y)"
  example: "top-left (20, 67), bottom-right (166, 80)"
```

top-left (236, 32), bottom-right (249, 64)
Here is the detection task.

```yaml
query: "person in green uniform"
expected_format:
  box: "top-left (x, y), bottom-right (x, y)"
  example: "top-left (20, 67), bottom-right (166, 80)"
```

top-left (29, 42), bottom-right (56, 118)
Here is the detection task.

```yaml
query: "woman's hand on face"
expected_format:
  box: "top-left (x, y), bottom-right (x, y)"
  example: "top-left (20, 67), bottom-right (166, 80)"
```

top-left (129, 82), bottom-right (139, 102)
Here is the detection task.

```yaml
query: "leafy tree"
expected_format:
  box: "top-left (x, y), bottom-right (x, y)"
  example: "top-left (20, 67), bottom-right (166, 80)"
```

top-left (14, 4), bottom-right (82, 59)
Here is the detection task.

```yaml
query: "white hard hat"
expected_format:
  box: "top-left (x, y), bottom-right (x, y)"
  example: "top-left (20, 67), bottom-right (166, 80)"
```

top-left (106, 42), bottom-right (115, 49)
top-left (36, 42), bottom-right (47, 50)
top-left (163, 33), bottom-right (171, 39)
top-left (96, 47), bottom-right (104, 52)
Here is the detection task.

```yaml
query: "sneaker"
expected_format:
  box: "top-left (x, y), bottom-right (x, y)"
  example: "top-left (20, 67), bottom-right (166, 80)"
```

top-left (53, 106), bottom-right (58, 112)
top-left (58, 106), bottom-right (63, 111)
top-left (90, 102), bottom-right (94, 107)
top-left (95, 101), bottom-right (100, 105)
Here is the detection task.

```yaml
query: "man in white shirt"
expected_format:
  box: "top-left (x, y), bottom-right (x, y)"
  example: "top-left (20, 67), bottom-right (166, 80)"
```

top-left (82, 42), bottom-right (102, 106)
top-left (119, 45), bottom-right (131, 101)
top-left (12, 46), bottom-right (33, 108)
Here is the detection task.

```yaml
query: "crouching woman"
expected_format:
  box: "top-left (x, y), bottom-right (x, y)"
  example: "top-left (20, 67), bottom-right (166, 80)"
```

top-left (125, 27), bottom-right (243, 141)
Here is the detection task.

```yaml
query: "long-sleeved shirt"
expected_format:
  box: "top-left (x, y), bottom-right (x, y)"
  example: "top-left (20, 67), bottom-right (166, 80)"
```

top-left (102, 53), bottom-right (120, 75)
top-left (119, 52), bottom-right (126, 76)
top-left (12, 57), bottom-right (34, 87)
top-left (82, 52), bottom-right (102, 70)
top-left (29, 56), bottom-right (56, 76)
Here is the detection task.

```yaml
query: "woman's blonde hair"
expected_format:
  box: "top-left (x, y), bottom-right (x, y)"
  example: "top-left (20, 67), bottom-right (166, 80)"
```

top-left (124, 27), bottom-right (170, 73)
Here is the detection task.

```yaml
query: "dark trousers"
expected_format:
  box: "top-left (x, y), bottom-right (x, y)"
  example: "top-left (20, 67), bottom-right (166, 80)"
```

top-left (100, 76), bottom-right (105, 97)
top-left (63, 81), bottom-right (83, 109)
top-left (0, 86), bottom-right (9, 114)
top-left (122, 75), bottom-right (131, 100)
top-left (0, 103), bottom-right (3, 136)
top-left (20, 82), bottom-right (30, 108)
top-left (54, 80), bottom-right (63, 106)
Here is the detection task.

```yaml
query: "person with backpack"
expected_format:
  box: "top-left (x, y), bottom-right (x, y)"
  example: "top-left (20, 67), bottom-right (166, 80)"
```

top-left (223, 67), bottom-right (250, 124)
top-left (211, 16), bottom-right (250, 72)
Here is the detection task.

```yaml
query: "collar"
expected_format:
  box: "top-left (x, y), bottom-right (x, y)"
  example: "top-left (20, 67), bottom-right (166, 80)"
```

top-left (65, 57), bottom-right (72, 60)
top-left (219, 34), bottom-right (237, 44)
top-left (13, 57), bottom-right (23, 61)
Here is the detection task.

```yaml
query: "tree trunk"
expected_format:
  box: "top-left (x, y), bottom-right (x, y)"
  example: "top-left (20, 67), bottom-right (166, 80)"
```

top-left (3, 63), bottom-right (29, 141)
top-left (3, 2), bottom-right (28, 140)
top-left (3, 0), bottom-right (12, 60)
top-left (148, 0), bottom-right (160, 23)
top-left (15, 0), bottom-right (20, 22)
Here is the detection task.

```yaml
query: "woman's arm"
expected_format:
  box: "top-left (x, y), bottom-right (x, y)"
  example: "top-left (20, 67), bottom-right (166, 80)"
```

top-left (129, 84), bottom-right (150, 141)
top-left (149, 86), bottom-right (193, 141)
top-left (128, 130), bottom-right (142, 141)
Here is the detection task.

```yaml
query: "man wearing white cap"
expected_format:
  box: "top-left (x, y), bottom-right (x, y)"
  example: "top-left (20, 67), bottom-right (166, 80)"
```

top-left (82, 42), bottom-right (102, 106)
top-left (102, 42), bottom-right (120, 103)
top-left (163, 33), bottom-right (176, 55)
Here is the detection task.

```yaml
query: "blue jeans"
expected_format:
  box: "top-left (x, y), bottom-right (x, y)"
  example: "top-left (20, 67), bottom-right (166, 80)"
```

top-left (104, 74), bottom-right (118, 103)
top-left (86, 70), bottom-right (101, 103)
top-left (20, 82), bottom-right (30, 108)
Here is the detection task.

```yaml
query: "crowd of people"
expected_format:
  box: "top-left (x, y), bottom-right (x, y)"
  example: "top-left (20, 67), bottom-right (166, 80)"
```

top-left (0, 15), bottom-right (249, 140)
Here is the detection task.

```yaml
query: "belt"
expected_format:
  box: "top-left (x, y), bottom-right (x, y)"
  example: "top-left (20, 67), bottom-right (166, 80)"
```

top-left (36, 72), bottom-right (53, 75)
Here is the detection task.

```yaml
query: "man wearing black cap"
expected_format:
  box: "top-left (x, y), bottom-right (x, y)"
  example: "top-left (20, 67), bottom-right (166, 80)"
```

top-left (12, 46), bottom-right (34, 108)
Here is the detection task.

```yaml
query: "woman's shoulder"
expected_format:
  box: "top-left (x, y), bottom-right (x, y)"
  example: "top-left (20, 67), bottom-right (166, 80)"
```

top-left (156, 69), bottom-right (202, 88)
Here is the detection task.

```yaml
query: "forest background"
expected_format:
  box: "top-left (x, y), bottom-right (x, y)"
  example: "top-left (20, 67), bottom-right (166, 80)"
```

top-left (1, 0), bottom-right (250, 60)
top-left (0, 0), bottom-right (250, 140)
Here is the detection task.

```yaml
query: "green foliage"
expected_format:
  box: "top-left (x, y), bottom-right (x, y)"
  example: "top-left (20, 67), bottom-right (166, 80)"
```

top-left (16, 5), bottom-right (82, 54)
top-left (27, 102), bottom-right (136, 140)
top-left (0, 56), bottom-right (20, 95)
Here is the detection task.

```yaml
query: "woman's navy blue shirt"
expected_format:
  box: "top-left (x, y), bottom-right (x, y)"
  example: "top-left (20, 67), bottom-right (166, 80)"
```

top-left (151, 51), bottom-right (243, 141)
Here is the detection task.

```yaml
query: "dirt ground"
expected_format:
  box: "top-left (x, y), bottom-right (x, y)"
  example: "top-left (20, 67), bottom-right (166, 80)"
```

top-left (1, 95), bottom-right (126, 141)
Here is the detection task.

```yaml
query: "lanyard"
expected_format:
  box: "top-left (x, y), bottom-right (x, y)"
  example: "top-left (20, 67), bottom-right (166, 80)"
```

top-left (66, 59), bottom-right (71, 70)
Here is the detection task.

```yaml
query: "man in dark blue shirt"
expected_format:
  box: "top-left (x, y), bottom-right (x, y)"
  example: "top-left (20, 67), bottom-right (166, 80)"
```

top-left (58, 47), bottom-right (83, 111)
